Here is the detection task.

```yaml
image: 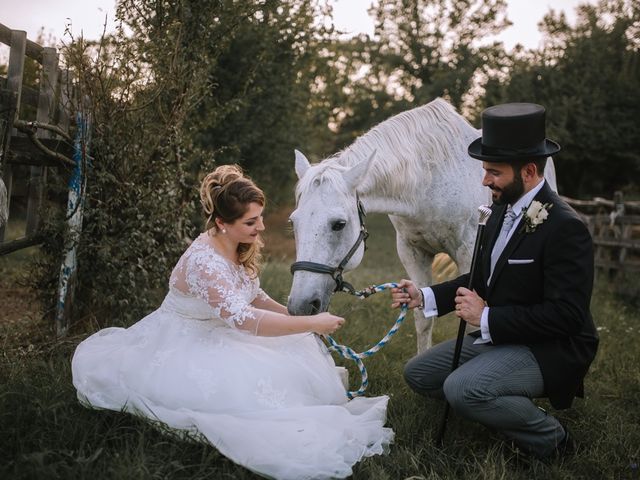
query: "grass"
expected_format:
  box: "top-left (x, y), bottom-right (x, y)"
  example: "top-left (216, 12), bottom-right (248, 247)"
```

top-left (1, 213), bottom-right (639, 479)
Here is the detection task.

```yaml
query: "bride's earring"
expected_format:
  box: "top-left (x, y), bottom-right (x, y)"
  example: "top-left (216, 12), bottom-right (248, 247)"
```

top-left (222, 228), bottom-right (227, 234)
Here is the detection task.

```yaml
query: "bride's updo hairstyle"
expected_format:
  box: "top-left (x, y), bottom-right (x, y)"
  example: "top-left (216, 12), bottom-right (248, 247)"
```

top-left (200, 164), bottom-right (265, 277)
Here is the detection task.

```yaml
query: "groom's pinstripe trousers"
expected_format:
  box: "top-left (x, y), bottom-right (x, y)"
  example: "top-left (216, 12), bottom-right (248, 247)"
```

top-left (404, 334), bottom-right (565, 457)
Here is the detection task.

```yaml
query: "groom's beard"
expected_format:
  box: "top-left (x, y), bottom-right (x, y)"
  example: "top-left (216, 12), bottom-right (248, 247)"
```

top-left (490, 172), bottom-right (525, 206)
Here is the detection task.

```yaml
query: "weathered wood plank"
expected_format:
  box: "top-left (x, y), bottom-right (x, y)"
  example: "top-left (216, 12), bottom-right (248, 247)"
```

top-left (56, 112), bottom-right (90, 337)
top-left (0, 176), bottom-right (6, 228)
top-left (26, 47), bottom-right (58, 235)
top-left (0, 234), bottom-right (43, 256)
top-left (57, 70), bottom-right (72, 133)
top-left (5, 29), bottom-right (26, 143)
top-left (562, 195), bottom-right (640, 214)
top-left (589, 214), bottom-right (640, 225)
top-left (594, 259), bottom-right (640, 272)
top-left (592, 237), bottom-right (640, 250)
top-left (5, 136), bottom-right (74, 167)
top-left (36, 49), bottom-right (59, 137)
top-left (0, 23), bottom-right (44, 64)
top-left (0, 29), bottom-right (26, 242)
top-left (1, 90), bottom-right (18, 163)
top-left (0, 76), bottom-right (38, 107)
top-left (618, 225), bottom-right (631, 264)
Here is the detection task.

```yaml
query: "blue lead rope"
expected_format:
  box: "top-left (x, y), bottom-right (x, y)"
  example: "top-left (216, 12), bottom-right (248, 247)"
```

top-left (322, 282), bottom-right (409, 399)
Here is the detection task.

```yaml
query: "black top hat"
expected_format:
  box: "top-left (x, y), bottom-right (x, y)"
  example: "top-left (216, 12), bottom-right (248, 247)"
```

top-left (467, 103), bottom-right (560, 162)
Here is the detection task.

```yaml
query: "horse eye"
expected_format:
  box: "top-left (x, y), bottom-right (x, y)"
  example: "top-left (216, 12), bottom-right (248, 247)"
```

top-left (332, 220), bottom-right (347, 231)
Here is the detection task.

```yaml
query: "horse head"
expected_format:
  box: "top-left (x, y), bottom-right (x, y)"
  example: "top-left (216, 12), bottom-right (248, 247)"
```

top-left (287, 149), bottom-right (376, 315)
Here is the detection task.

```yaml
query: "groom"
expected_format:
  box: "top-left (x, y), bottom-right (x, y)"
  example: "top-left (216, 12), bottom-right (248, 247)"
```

top-left (391, 103), bottom-right (599, 459)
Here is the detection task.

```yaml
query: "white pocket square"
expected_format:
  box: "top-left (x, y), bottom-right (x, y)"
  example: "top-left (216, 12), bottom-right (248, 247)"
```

top-left (508, 258), bottom-right (534, 265)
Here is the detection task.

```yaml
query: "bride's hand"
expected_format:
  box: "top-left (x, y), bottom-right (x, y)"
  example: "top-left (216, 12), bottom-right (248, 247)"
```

top-left (311, 312), bottom-right (345, 335)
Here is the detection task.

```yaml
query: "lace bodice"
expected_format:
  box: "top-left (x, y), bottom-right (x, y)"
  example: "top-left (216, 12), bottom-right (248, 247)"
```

top-left (168, 233), bottom-right (271, 333)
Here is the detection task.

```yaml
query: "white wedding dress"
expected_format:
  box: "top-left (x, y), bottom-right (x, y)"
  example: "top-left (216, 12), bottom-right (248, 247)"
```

top-left (72, 233), bottom-right (393, 479)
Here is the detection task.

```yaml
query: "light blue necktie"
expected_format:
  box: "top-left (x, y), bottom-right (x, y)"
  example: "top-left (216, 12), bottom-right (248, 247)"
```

top-left (490, 205), bottom-right (517, 275)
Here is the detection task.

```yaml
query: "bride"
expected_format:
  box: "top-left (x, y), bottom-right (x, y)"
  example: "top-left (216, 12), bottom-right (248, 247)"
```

top-left (72, 164), bottom-right (393, 479)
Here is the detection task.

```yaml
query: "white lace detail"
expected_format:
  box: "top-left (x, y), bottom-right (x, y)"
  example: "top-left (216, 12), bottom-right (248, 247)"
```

top-left (187, 362), bottom-right (220, 400)
top-left (169, 233), bottom-right (263, 330)
top-left (254, 378), bottom-right (287, 409)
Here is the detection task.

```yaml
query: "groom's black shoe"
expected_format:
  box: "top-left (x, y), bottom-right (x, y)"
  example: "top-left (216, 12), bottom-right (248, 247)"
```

top-left (551, 423), bottom-right (576, 460)
top-left (505, 423), bottom-right (575, 465)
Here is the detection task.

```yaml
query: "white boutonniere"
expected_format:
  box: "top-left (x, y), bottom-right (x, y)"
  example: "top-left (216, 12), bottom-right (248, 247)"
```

top-left (521, 200), bottom-right (553, 233)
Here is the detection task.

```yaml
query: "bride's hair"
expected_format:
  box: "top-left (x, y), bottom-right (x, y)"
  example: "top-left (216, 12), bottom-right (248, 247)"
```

top-left (200, 164), bottom-right (265, 277)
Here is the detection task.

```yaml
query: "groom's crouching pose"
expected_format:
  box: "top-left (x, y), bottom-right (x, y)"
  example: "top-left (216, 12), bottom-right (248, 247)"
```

top-left (392, 103), bottom-right (598, 459)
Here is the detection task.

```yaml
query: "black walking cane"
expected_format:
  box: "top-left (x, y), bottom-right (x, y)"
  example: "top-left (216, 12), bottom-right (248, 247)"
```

top-left (435, 205), bottom-right (492, 446)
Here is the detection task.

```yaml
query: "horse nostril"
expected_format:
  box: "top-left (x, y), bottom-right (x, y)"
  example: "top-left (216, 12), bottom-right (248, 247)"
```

top-left (310, 299), bottom-right (321, 314)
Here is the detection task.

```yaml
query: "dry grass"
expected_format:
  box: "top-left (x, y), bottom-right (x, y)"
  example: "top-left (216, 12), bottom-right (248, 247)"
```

top-left (1, 212), bottom-right (639, 479)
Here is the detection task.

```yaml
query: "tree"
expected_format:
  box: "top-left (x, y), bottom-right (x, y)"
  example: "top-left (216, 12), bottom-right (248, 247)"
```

top-left (371, 0), bottom-right (510, 106)
top-left (35, 0), bottom-right (265, 326)
top-left (484, 0), bottom-right (640, 196)
top-left (191, 0), bottom-right (336, 203)
top-left (323, 0), bottom-right (511, 148)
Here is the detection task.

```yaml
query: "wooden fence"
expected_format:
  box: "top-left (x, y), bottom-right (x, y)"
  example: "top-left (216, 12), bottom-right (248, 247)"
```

top-left (0, 23), bottom-right (74, 247)
top-left (0, 23), bottom-right (89, 337)
top-left (562, 191), bottom-right (640, 287)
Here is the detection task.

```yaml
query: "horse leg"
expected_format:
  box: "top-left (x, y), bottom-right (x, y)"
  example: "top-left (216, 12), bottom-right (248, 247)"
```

top-left (395, 234), bottom-right (435, 353)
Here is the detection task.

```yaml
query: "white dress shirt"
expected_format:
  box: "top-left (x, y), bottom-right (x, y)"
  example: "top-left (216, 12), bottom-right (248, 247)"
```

top-left (420, 179), bottom-right (546, 344)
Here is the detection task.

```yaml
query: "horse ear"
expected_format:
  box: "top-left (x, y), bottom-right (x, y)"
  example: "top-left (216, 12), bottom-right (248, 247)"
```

top-left (343, 150), bottom-right (376, 190)
top-left (294, 150), bottom-right (311, 180)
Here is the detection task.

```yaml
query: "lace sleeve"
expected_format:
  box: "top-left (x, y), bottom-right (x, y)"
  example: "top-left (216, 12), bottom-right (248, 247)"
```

top-left (256, 287), bottom-right (271, 302)
top-left (184, 249), bottom-right (265, 334)
top-left (252, 286), bottom-right (289, 315)
top-left (170, 239), bottom-right (311, 336)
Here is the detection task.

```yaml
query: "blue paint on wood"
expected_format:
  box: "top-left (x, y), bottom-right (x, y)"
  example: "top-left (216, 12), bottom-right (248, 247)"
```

top-left (55, 111), bottom-right (91, 336)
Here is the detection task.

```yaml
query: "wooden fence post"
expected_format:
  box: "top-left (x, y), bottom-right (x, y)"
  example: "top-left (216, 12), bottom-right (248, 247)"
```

top-left (0, 89), bottom-right (17, 228)
top-left (55, 109), bottom-right (90, 337)
top-left (26, 47), bottom-right (59, 235)
top-left (613, 191), bottom-right (630, 270)
top-left (0, 29), bottom-right (26, 241)
top-left (58, 69), bottom-right (72, 133)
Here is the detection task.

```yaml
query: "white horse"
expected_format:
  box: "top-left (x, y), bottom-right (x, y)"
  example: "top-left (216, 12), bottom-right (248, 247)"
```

top-left (287, 98), bottom-right (557, 352)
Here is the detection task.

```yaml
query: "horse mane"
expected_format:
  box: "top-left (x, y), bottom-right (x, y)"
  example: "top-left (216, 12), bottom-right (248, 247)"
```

top-left (296, 98), bottom-right (479, 204)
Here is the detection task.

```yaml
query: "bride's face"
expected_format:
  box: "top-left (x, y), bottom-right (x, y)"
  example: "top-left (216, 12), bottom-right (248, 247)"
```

top-left (225, 202), bottom-right (265, 243)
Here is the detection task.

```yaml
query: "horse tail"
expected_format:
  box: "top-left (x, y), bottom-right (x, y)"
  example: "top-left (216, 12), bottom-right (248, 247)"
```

top-left (545, 157), bottom-right (559, 193)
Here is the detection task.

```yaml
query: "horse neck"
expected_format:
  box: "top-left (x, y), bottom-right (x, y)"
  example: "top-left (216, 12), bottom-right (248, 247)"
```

top-left (359, 192), bottom-right (415, 217)
top-left (355, 157), bottom-right (482, 218)
top-left (339, 138), bottom-right (457, 218)
top-left (322, 156), bottom-right (413, 217)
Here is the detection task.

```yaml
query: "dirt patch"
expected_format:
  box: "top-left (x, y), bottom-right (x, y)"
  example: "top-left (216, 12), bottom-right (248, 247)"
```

top-left (0, 283), bottom-right (50, 354)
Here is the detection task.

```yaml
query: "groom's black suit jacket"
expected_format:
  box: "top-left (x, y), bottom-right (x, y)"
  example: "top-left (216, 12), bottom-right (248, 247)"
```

top-left (431, 181), bottom-right (599, 409)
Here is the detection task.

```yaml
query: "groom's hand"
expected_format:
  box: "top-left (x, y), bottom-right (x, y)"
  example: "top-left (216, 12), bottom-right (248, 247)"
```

top-left (390, 280), bottom-right (423, 309)
top-left (454, 287), bottom-right (485, 326)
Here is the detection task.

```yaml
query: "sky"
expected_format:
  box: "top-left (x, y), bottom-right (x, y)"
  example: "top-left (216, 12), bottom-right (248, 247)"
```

top-left (0, 0), bottom-right (595, 52)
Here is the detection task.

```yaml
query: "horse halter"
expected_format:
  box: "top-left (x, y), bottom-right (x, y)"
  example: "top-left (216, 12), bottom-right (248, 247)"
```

top-left (290, 194), bottom-right (369, 294)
